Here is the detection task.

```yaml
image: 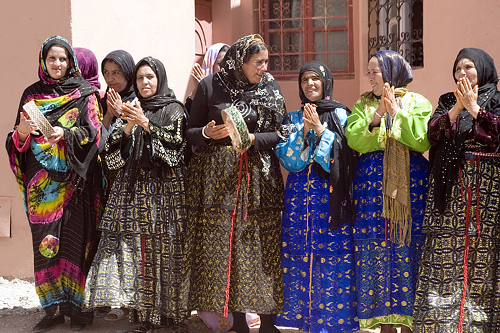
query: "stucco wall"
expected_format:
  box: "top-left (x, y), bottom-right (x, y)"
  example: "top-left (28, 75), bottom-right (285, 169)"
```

top-left (0, 0), bottom-right (194, 278)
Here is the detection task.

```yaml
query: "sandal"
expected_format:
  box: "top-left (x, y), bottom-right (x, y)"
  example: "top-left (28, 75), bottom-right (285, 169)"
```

top-left (104, 308), bottom-right (128, 322)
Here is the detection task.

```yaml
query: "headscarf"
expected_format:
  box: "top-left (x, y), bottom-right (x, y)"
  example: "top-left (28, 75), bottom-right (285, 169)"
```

top-left (202, 43), bottom-right (229, 76)
top-left (430, 48), bottom-right (500, 212)
top-left (373, 50), bottom-right (413, 89)
top-left (11, 36), bottom-right (100, 181)
top-left (372, 50), bottom-right (414, 245)
top-left (218, 34), bottom-right (285, 133)
top-left (101, 50), bottom-right (136, 110)
top-left (298, 61), bottom-right (357, 229)
top-left (74, 47), bottom-right (101, 90)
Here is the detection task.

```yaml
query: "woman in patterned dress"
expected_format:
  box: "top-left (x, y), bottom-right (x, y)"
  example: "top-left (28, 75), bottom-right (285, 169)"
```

top-left (412, 48), bottom-right (500, 333)
top-left (185, 34), bottom-right (286, 333)
top-left (84, 56), bottom-right (190, 332)
top-left (274, 61), bottom-right (358, 333)
top-left (5, 36), bottom-right (103, 332)
top-left (345, 50), bottom-right (432, 333)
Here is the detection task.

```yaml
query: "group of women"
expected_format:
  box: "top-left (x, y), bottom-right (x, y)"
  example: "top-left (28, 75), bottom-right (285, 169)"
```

top-left (6, 33), bottom-right (500, 333)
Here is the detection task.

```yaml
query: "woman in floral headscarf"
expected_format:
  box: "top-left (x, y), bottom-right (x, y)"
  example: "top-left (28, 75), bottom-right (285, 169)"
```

top-left (345, 50), bottom-right (432, 333)
top-left (413, 48), bottom-right (500, 333)
top-left (185, 34), bottom-right (286, 333)
top-left (5, 36), bottom-right (103, 332)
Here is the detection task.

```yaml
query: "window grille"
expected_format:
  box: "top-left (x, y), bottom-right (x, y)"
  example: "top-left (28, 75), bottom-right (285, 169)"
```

top-left (259, 0), bottom-right (354, 78)
top-left (368, 0), bottom-right (423, 67)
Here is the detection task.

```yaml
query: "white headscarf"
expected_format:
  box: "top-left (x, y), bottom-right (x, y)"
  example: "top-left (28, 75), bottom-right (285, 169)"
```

top-left (202, 43), bottom-right (229, 76)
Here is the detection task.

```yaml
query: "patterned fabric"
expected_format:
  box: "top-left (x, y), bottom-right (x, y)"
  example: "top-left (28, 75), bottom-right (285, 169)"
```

top-left (5, 36), bottom-right (103, 324)
top-left (351, 151), bottom-right (429, 330)
top-left (274, 164), bottom-right (358, 333)
top-left (372, 50), bottom-right (413, 88)
top-left (185, 145), bottom-right (284, 314)
top-left (413, 154), bottom-right (500, 332)
top-left (202, 43), bottom-right (229, 76)
top-left (84, 168), bottom-right (189, 324)
top-left (74, 47), bottom-right (101, 90)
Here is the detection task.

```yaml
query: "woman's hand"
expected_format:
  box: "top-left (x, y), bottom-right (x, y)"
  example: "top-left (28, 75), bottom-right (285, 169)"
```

top-left (383, 83), bottom-right (400, 117)
top-left (189, 63), bottom-right (206, 99)
top-left (16, 112), bottom-right (39, 141)
top-left (121, 101), bottom-right (149, 128)
top-left (203, 120), bottom-right (229, 140)
top-left (106, 88), bottom-right (123, 118)
top-left (47, 126), bottom-right (64, 144)
top-left (457, 77), bottom-right (480, 118)
top-left (302, 103), bottom-right (324, 135)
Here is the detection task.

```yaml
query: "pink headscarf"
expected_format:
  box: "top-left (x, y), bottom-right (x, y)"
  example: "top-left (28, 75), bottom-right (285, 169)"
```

top-left (202, 43), bottom-right (229, 76)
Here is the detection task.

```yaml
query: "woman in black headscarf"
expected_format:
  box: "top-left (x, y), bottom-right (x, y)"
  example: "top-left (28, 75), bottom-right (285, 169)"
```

top-left (413, 48), bottom-right (500, 332)
top-left (5, 36), bottom-right (103, 332)
top-left (84, 57), bottom-right (189, 332)
top-left (274, 61), bottom-right (358, 333)
top-left (185, 34), bottom-right (286, 333)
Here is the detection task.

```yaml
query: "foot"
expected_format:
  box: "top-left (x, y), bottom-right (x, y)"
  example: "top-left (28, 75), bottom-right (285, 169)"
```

top-left (70, 317), bottom-right (86, 331)
top-left (104, 308), bottom-right (128, 322)
top-left (380, 324), bottom-right (397, 333)
top-left (400, 325), bottom-right (413, 333)
top-left (33, 314), bottom-right (65, 333)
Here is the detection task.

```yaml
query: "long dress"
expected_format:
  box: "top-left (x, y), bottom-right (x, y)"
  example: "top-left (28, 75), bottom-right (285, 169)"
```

top-left (274, 107), bottom-right (358, 333)
top-left (345, 91), bottom-right (432, 330)
top-left (412, 92), bottom-right (500, 333)
top-left (5, 75), bottom-right (103, 324)
top-left (185, 72), bottom-right (285, 316)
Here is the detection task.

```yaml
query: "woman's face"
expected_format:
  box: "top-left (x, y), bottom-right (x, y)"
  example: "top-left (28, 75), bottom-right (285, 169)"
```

top-left (45, 45), bottom-right (69, 80)
top-left (367, 56), bottom-right (384, 96)
top-left (213, 50), bottom-right (227, 73)
top-left (300, 70), bottom-right (323, 102)
top-left (241, 48), bottom-right (269, 84)
top-left (136, 65), bottom-right (158, 98)
top-left (103, 60), bottom-right (128, 92)
top-left (454, 57), bottom-right (478, 87)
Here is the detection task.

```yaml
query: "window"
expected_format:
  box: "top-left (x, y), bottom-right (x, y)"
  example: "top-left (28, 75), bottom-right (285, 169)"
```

top-left (259, 0), bottom-right (354, 78)
top-left (368, 0), bottom-right (423, 67)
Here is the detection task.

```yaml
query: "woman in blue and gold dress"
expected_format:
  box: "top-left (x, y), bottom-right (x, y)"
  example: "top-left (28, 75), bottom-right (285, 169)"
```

top-left (274, 61), bottom-right (358, 333)
top-left (345, 50), bottom-right (432, 333)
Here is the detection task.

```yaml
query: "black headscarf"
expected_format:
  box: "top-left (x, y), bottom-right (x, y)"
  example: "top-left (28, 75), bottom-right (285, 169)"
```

top-left (430, 48), bottom-right (500, 212)
top-left (299, 61), bottom-right (357, 229)
top-left (101, 50), bottom-right (136, 114)
top-left (218, 34), bottom-right (285, 133)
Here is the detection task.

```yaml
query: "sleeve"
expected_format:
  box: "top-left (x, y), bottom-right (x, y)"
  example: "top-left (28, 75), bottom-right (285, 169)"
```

top-left (474, 107), bottom-right (500, 147)
top-left (186, 79), bottom-right (211, 146)
top-left (345, 95), bottom-right (385, 153)
top-left (390, 93), bottom-right (432, 152)
top-left (11, 130), bottom-right (31, 152)
top-left (148, 103), bottom-right (186, 167)
top-left (312, 128), bottom-right (334, 172)
top-left (274, 111), bottom-right (311, 172)
top-left (103, 120), bottom-right (128, 171)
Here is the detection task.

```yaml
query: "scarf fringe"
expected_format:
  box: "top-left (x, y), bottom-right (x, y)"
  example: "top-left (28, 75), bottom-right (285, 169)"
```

top-left (382, 196), bottom-right (412, 246)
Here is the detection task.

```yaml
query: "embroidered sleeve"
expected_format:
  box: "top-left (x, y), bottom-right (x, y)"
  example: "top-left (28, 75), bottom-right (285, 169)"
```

top-left (274, 110), bottom-right (311, 172)
top-left (474, 107), bottom-right (500, 148)
top-left (149, 115), bottom-right (186, 167)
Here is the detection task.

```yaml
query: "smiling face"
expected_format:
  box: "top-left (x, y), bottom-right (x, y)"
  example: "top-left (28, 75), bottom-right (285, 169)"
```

top-left (454, 57), bottom-right (478, 87)
top-left (300, 70), bottom-right (323, 102)
top-left (241, 48), bottom-right (269, 84)
top-left (103, 60), bottom-right (128, 93)
top-left (136, 64), bottom-right (158, 98)
top-left (367, 56), bottom-right (385, 96)
top-left (45, 45), bottom-right (69, 80)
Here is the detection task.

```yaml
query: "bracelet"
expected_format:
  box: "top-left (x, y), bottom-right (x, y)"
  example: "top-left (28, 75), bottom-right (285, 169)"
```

top-left (17, 128), bottom-right (29, 136)
top-left (201, 125), bottom-right (210, 139)
top-left (374, 111), bottom-right (383, 118)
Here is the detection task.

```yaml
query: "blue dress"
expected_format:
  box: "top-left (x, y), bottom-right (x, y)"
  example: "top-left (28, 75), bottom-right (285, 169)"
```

top-left (274, 107), bottom-right (359, 333)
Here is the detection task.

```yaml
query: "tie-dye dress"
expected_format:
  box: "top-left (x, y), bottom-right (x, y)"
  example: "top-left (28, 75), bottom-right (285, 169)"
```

top-left (6, 80), bottom-right (103, 324)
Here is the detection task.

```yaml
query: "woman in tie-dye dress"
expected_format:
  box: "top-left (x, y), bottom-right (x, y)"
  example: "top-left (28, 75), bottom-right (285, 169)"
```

top-left (5, 36), bottom-right (103, 332)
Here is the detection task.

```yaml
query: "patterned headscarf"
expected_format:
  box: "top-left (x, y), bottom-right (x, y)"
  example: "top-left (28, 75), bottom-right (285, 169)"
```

top-left (74, 47), bottom-right (101, 90)
top-left (373, 50), bottom-right (413, 88)
top-left (219, 34), bottom-right (285, 133)
top-left (202, 43), bottom-right (229, 76)
top-left (299, 61), bottom-right (357, 229)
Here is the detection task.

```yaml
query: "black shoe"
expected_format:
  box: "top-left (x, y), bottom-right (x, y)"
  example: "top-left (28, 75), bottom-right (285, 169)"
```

top-left (70, 317), bottom-right (86, 331)
top-left (33, 314), bottom-right (65, 333)
top-left (259, 325), bottom-right (281, 333)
